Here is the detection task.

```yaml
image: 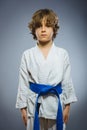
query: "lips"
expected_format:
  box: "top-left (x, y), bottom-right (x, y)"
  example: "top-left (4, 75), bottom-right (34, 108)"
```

top-left (41, 34), bottom-right (47, 36)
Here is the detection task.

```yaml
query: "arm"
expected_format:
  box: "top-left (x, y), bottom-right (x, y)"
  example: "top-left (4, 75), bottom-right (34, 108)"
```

top-left (16, 52), bottom-right (29, 126)
top-left (20, 107), bottom-right (27, 126)
top-left (63, 103), bottom-right (70, 124)
top-left (62, 50), bottom-right (77, 124)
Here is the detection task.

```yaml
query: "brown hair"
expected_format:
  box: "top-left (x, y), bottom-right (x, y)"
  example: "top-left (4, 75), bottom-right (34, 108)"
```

top-left (28, 9), bottom-right (59, 40)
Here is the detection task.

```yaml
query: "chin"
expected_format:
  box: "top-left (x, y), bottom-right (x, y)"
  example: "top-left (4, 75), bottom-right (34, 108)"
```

top-left (39, 40), bottom-right (51, 43)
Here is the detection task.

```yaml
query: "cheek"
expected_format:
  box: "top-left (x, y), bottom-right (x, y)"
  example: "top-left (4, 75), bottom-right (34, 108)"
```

top-left (48, 28), bottom-right (53, 35)
top-left (51, 31), bottom-right (54, 36)
top-left (49, 30), bottom-right (54, 38)
top-left (35, 30), bottom-right (39, 38)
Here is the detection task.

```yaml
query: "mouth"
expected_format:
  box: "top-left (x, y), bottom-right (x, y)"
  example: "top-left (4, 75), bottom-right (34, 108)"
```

top-left (41, 34), bottom-right (47, 37)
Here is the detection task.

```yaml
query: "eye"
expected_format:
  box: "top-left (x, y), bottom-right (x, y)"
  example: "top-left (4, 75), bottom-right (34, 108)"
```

top-left (45, 23), bottom-right (52, 27)
top-left (35, 23), bottom-right (42, 28)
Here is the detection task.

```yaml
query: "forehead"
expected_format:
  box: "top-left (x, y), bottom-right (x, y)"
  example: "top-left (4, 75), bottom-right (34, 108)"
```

top-left (39, 16), bottom-right (53, 25)
top-left (34, 12), bottom-right (53, 22)
top-left (41, 17), bottom-right (47, 24)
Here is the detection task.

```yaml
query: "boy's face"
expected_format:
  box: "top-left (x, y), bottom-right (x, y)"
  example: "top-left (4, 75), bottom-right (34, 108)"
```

top-left (35, 18), bottom-right (53, 43)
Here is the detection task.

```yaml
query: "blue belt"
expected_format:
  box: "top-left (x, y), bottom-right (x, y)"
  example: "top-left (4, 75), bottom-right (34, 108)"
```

top-left (29, 82), bottom-right (63, 130)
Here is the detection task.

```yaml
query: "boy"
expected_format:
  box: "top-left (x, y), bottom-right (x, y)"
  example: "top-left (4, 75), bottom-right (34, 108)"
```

top-left (16, 9), bottom-right (77, 130)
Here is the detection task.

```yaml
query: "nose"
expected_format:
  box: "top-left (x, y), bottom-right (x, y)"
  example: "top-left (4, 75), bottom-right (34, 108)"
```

top-left (41, 24), bottom-right (46, 32)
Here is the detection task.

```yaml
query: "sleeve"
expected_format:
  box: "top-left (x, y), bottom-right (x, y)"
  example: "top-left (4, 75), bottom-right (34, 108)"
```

top-left (16, 52), bottom-right (29, 109)
top-left (62, 50), bottom-right (77, 105)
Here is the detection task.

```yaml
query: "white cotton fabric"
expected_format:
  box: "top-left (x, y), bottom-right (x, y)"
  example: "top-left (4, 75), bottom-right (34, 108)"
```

top-left (16, 42), bottom-right (77, 119)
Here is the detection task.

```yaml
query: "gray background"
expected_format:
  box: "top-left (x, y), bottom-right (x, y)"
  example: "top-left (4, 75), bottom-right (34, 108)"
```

top-left (0, 0), bottom-right (87, 130)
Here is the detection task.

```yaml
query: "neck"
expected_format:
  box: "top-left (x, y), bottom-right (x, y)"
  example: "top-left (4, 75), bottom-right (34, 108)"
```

top-left (37, 40), bottom-right (53, 49)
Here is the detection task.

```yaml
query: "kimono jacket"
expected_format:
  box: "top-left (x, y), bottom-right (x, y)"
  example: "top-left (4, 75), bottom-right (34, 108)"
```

top-left (16, 43), bottom-right (77, 119)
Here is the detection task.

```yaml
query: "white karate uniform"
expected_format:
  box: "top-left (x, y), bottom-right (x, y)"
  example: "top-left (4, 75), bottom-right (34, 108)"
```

top-left (16, 43), bottom-right (77, 130)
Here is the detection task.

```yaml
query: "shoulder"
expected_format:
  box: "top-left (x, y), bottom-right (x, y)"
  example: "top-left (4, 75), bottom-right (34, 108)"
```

top-left (19, 46), bottom-right (36, 63)
top-left (55, 45), bottom-right (69, 57)
top-left (22, 46), bottom-right (35, 58)
top-left (54, 45), bottom-right (70, 64)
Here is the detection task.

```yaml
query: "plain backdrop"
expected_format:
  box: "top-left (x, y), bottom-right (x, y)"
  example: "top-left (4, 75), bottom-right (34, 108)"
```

top-left (0, 0), bottom-right (87, 130)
